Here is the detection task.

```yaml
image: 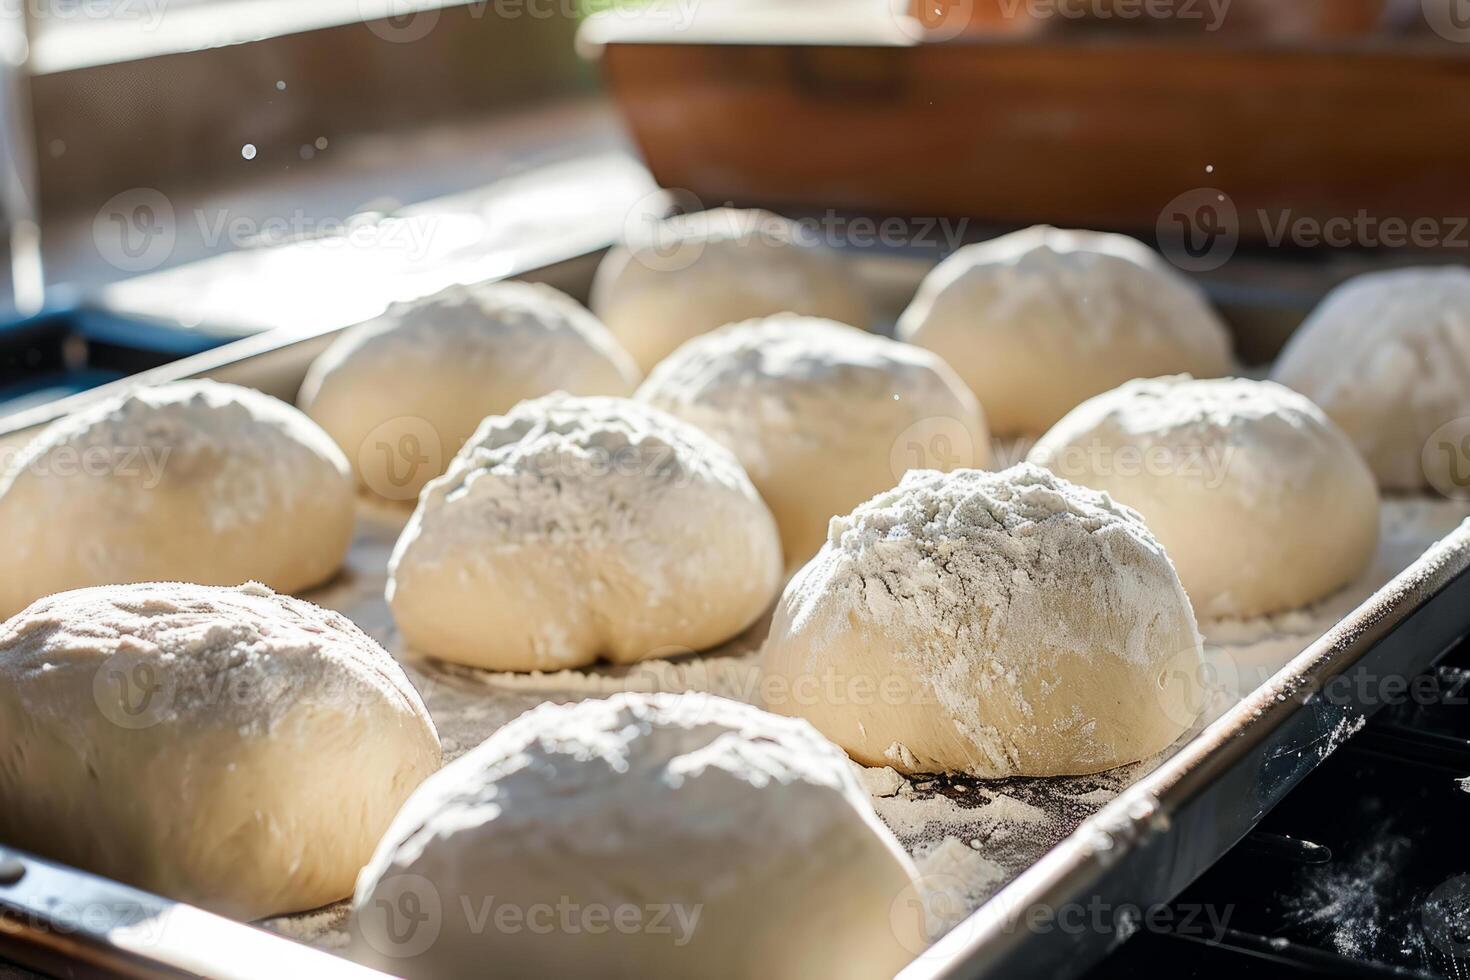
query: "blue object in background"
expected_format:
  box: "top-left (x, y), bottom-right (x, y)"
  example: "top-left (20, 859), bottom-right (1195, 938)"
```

top-left (0, 304), bottom-right (231, 417)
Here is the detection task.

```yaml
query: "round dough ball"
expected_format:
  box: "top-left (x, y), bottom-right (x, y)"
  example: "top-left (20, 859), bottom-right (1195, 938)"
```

top-left (590, 208), bottom-right (872, 373)
top-left (762, 463), bottom-right (1204, 778)
top-left (638, 315), bottom-right (991, 566)
top-left (897, 226), bottom-right (1234, 436)
top-left (1271, 267), bottom-right (1470, 490)
top-left (0, 582), bottom-right (441, 919)
top-left (387, 394), bottom-right (782, 671)
top-left (0, 380), bottom-right (354, 618)
top-left (299, 279), bottom-right (640, 502)
top-left (349, 692), bottom-right (922, 980)
top-left (1029, 376), bottom-right (1380, 619)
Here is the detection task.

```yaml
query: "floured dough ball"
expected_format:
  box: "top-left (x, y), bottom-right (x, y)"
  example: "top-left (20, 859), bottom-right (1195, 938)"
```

top-left (1030, 376), bottom-right (1379, 619)
top-left (590, 208), bottom-right (872, 372)
top-left (897, 226), bottom-right (1233, 436)
top-left (350, 692), bottom-right (922, 980)
top-left (387, 394), bottom-right (782, 671)
top-left (762, 464), bottom-right (1203, 778)
top-left (1272, 267), bottom-right (1470, 491)
top-left (0, 582), bottom-right (441, 919)
top-left (299, 280), bottom-right (640, 502)
top-left (638, 315), bottom-right (991, 566)
top-left (0, 380), bottom-right (353, 618)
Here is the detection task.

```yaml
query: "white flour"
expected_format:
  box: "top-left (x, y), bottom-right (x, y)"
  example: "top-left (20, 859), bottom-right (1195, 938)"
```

top-left (636, 316), bottom-right (971, 468)
top-left (262, 488), bottom-right (1470, 952)
top-left (771, 463), bottom-right (1199, 776)
top-left (1271, 267), bottom-right (1470, 489)
top-left (2, 381), bottom-right (340, 539)
top-left (395, 393), bottom-right (757, 584)
top-left (300, 279), bottom-right (637, 403)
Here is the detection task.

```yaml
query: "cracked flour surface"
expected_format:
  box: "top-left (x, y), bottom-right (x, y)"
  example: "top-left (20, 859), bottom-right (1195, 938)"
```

top-left (260, 494), bottom-right (1470, 952)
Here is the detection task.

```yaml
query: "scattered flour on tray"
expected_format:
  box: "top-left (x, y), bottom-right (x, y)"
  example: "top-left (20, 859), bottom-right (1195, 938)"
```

top-left (261, 493), bottom-right (1470, 952)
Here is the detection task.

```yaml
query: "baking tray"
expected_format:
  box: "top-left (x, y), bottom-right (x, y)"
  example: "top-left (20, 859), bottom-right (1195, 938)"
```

top-left (2, 241), bottom-right (1469, 980)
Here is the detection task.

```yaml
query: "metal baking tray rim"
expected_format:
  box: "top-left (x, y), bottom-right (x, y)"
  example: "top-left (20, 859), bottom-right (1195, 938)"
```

top-left (3, 244), bottom-right (1470, 980)
top-left (912, 520), bottom-right (1470, 978)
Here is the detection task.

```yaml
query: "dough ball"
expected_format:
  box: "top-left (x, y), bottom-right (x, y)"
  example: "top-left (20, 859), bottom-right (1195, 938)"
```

top-left (0, 582), bottom-right (441, 919)
top-left (897, 226), bottom-right (1233, 436)
top-left (1030, 376), bottom-right (1379, 619)
top-left (1271, 267), bottom-right (1470, 490)
top-left (299, 280), bottom-right (640, 502)
top-left (638, 315), bottom-right (990, 566)
top-left (590, 208), bottom-right (871, 373)
top-left (762, 464), bottom-right (1203, 778)
top-left (0, 380), bottom-right (354, 618)
top-left (387, 394), bottom-right (782, 671)
top-left (349, 692), bottom-right (921, 980)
